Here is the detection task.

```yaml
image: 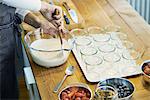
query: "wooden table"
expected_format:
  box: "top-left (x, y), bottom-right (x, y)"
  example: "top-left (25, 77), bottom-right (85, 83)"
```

top-left (23, 0), bottom-right (150, 99)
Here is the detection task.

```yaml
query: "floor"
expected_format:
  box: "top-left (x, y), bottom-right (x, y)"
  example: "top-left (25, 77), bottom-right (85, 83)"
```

top-left (18, 76), bottom-right (29, 100)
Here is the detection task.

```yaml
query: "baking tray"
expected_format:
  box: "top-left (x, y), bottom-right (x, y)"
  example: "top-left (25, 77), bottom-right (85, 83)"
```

top-left (72, 32), bottom-right (142, 82)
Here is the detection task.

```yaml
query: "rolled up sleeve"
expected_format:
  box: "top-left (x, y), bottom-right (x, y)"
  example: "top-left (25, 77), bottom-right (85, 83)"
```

top-left (15, 9), bottom-right (30, 21)
top-left (2, 0), bottom-right (41, 11)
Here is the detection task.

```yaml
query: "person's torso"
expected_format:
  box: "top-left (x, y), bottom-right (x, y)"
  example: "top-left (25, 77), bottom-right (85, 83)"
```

top-left (0, 3), bottom-right (16, 26)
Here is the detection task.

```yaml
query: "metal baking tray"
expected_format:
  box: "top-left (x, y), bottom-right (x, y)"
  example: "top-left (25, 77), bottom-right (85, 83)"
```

top-left (72, 32), bottom-right (142, 82)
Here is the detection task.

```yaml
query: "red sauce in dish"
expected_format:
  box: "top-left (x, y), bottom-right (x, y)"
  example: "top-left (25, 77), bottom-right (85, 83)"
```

top-left (60, 86), bottom-right (91, 100)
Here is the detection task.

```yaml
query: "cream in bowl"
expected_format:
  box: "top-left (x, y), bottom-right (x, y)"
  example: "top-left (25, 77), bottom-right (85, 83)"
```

top-left (24, 29), bottom-right (75, 68)
top-left (30, 38), bottom-right (70, 67)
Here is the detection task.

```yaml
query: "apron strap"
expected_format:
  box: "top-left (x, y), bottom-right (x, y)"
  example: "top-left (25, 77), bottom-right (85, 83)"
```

top-left (0, 20), bottom-right (14, 30)
top-left (13, 14), bottom-right (22, 35)
top-left (0, 12), bottom-right (22, 32)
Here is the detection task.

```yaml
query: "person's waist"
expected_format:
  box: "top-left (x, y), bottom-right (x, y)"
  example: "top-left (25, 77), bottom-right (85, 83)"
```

top-left (0, 20), bottom-right (14, 30)
top-left (0, 14), bottom-right (22, 30)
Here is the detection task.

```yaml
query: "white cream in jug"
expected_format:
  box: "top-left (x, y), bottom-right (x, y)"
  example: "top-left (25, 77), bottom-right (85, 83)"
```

top-left (30, 39), bottom-right (70, 67)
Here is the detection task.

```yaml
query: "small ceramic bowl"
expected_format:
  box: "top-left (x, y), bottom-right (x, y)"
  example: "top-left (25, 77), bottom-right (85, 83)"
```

top-left (94, 85), bottom-right (118, 100)
top-left (58, 83), bottom-right (92, 100)
top-left (98, 78), bottom-right (135, 100)
top-left (141, 60), bottom-right (150, 84)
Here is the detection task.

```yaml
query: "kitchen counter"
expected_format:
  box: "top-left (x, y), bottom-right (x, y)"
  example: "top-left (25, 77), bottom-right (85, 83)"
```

top-left (23, 0), bottom-right (150, 99)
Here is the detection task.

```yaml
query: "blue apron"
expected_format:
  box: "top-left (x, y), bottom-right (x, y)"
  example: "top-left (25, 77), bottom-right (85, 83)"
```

top-left (0, 3), bottom-right (22, 99)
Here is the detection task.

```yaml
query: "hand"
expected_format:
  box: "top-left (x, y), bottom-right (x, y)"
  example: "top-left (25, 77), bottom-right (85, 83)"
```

top-left (40, 1), bottom-right (68, 34)
top-left (23, 10), bottom-right (59, 35)
top-left (40, 20), bottom-right (59, 35)
top-left (40, 2), bottom-right (63, 28)
top-left (58, 25), bottom-right (69, 34)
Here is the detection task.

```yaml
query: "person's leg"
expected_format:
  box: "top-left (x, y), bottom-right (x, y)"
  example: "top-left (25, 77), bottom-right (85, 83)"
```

top-left (0, 27), bottom-right (19, 99)
top-left (1, 65), bottom-right (19, 99)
